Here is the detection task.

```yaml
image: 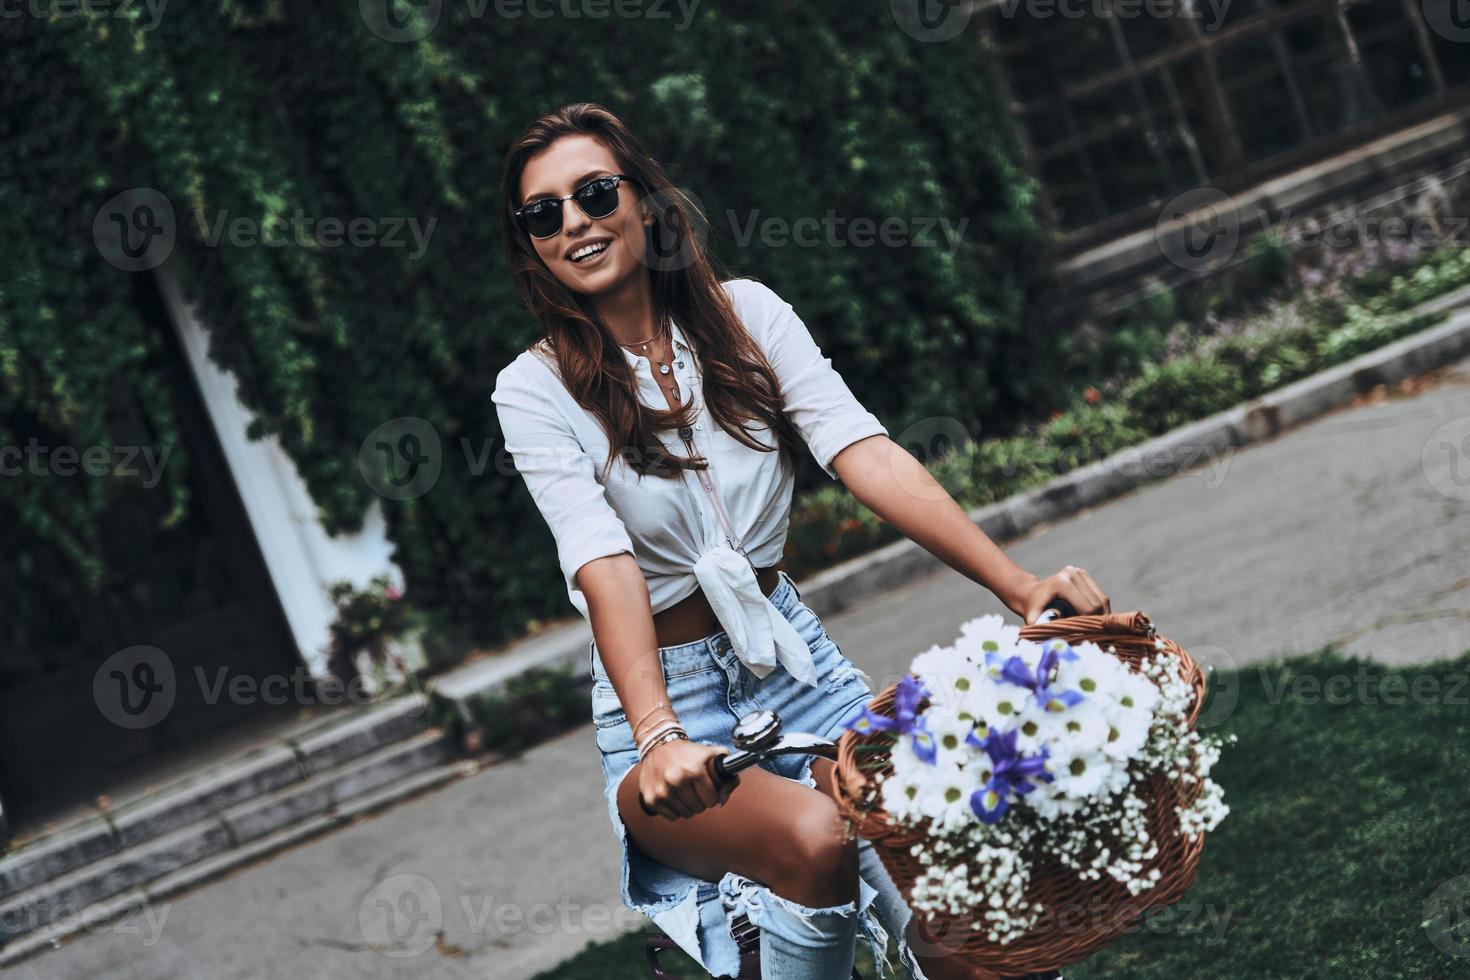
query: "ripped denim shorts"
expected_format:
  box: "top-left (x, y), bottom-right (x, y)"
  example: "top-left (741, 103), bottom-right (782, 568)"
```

top-left (587, 569), bottom-right (931, 979)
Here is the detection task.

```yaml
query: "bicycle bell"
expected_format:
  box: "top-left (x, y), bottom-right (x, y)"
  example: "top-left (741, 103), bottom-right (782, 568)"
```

top-left (730, 709), bottom-right (781, 752)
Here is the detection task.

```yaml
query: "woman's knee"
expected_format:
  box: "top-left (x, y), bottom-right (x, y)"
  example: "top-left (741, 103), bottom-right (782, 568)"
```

top-left (764, 798), bottom-right (860, 907)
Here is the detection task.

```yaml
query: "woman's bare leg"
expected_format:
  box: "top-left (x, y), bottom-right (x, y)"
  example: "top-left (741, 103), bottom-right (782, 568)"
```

top-left (615, 757), bottom-right (860, 908)
top-left (808, 759), bottom-right (1000, 980)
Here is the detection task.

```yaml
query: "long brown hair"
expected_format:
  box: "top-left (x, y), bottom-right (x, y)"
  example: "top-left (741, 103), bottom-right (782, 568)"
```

top-left (499, 102), bottom-right (802, 481)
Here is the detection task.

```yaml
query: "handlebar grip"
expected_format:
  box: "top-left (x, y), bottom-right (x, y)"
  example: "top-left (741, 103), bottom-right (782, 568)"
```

top-left (709, 751), bottom-right (740, 790)
top-left (1037, 596), bottom-right (1078, 623)
top-left (637, 751), bottom-right (741, 818)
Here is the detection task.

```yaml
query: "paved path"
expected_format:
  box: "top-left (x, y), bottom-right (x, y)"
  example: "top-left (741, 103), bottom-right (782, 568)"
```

top-left (16, 353), bottom-right (1470, 980)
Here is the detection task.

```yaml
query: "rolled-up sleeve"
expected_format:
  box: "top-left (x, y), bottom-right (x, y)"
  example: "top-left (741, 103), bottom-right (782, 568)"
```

top-left (732, 278), bottom-right (888, 480)
top-left (492, 357), bottom-right (635, 608)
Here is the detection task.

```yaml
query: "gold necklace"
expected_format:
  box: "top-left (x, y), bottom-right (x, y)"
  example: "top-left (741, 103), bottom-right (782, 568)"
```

top-left (620, 311), bottom-right (684, 403)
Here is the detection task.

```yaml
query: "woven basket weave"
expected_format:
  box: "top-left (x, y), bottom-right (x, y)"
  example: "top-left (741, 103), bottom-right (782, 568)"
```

top-left (832, 610), bottom-right (1208, 976)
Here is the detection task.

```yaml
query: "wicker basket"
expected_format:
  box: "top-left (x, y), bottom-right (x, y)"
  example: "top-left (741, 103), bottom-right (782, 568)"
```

top-left (832, 610), bottom-right (1208, 976)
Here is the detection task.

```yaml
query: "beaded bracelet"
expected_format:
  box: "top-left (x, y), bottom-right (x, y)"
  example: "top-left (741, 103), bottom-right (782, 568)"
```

top-left (638, 727), bottom-right (689, 761)
top-left (636, 721), bottom-right (687, 760)
top-left (636, 717), bottom-right (683, 751)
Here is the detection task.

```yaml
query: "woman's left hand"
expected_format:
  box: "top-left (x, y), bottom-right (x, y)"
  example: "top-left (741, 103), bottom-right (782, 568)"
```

top-left (1005, 564), bottom-right (1111, 625)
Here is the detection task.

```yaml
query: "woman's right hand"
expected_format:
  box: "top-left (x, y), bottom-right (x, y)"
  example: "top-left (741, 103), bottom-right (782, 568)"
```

top-left (637, 739), bottom-right (737, 820)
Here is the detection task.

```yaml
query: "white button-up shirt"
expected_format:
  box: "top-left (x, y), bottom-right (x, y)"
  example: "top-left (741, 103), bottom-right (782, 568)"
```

top-left (492, 277), bottom-right (888, 684)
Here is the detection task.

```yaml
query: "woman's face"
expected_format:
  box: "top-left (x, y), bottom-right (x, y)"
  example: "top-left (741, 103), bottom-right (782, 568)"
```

top-left (516, 134), bottom-right (651, 297)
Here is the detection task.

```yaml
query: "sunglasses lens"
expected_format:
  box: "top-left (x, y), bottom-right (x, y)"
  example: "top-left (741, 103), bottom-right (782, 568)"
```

top-left (521, 200), bottom-right (562, 238)
top-left (576, 178), bottom-right (622, 219)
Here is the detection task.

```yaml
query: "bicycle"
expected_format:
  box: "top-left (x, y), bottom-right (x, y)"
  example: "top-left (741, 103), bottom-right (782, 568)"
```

top-left (642, 601), bottom-right (1078, 980)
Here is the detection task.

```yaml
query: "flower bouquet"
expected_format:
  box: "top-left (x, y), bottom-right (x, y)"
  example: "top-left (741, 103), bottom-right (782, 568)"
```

top-left (832, 610), bottom-right (1230, 974)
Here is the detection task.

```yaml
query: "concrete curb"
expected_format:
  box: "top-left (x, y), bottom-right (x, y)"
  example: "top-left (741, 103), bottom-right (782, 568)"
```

top-left (0, 753), bottom-right (479, 970)
top-left (0, 693), bottom-right (432, 903)
top-left (433, 292), bottom-right (1470, 721)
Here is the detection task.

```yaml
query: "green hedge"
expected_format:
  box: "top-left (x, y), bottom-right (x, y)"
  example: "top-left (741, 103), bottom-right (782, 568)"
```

top-left (0, 5), bottom-right (1052, 669)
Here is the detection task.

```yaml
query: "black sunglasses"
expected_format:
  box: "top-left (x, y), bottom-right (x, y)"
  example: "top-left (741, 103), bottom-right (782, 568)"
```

top-left (514, 173), bottom-right (636, 240)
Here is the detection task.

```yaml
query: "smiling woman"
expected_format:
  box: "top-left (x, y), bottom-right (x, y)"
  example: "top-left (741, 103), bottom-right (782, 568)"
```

top-left (492, 102), bottom-right (1088, 980)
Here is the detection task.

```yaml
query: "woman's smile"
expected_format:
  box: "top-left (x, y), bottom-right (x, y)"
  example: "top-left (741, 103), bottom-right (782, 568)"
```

top-left (567, 237), bottom-right (613, 269)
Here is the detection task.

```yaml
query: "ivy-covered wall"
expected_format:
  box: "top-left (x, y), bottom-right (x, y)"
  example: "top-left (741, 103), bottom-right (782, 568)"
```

top-left (0, 3), bottom-right (1056, 664)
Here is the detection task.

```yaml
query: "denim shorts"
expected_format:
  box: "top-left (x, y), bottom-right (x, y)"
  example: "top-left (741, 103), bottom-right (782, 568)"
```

top-left (587, 568), bottom-right (903, 978)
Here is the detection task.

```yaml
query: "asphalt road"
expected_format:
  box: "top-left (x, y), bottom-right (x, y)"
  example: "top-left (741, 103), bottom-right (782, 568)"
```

top-left (15, 352), bottom-right (1470, 980)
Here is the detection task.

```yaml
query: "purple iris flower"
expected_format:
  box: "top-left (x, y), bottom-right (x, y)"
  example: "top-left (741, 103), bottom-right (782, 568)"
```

top-left (968, 727), bottom-right (1052, 824)
top-left (842, 705), bottom-right (897, 736)
top-left (907, 718), bottom-right (937, 764)
top-left (1000, 643), bottom-right (1084, 712)
top-left (841, 673), bottom-right (931, 739)
top-left (894, 673), bottom-right (928, 730)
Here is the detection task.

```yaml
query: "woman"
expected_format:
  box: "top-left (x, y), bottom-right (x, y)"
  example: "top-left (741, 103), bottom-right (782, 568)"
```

top-left (491, 103), bottom-right (1109, 980)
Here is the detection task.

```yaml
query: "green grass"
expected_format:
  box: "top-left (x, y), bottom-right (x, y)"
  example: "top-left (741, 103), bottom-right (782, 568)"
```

top-left (533, 647), bottom-right (1470, 979)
